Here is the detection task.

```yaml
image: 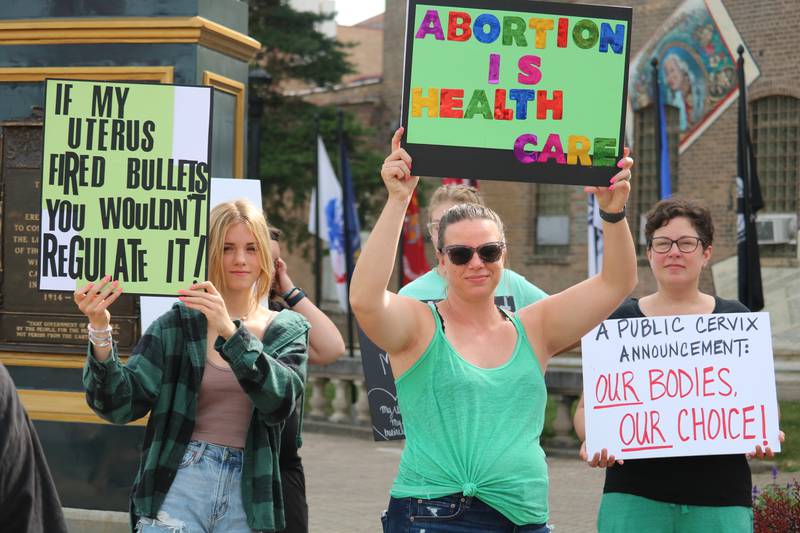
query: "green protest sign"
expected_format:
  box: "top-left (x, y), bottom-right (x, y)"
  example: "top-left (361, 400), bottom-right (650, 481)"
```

top-left (401, 0), bottom-right (633, 186)
top-left (39, 79), bottom-right (212, 296)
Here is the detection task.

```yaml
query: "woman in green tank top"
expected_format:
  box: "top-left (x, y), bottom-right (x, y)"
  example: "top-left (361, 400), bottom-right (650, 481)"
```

top-left (350, 128), bottom-right (637, 532)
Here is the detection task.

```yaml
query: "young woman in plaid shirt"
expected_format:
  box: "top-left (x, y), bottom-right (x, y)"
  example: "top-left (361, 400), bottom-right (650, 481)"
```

top-left (74, 200), bottom-right (309, 532)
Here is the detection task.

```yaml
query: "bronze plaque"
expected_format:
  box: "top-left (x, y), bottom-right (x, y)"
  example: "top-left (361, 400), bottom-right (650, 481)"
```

top-left (1, 121), bottom-right (139, 351)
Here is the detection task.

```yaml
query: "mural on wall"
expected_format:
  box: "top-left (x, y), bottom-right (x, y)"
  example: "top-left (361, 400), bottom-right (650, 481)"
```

top-left (629, 0), bottom-right (759, 152)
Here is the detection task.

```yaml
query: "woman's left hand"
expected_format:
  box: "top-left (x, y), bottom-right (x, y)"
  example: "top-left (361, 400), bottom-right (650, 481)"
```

top-left (275, 258), bottom-right (294, 295)
top-left (748, 430), bottom-right (785, 460)
top-left (585, 147), bottom-right (633, 214)
top-left (178, 281), bottom-right (236, 338)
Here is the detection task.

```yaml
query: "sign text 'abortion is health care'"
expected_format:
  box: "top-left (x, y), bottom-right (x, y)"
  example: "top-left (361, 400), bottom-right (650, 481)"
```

top-left (401, 0), bottom-right (632, 186)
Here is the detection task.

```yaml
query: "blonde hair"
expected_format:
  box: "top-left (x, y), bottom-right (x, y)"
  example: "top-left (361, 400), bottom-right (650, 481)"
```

top-left (208, 200), bottom-right (274, 302)
top-left (428, 185), bottom-right (483, 222)
top-left (437, 203), bottom-right (505, 251)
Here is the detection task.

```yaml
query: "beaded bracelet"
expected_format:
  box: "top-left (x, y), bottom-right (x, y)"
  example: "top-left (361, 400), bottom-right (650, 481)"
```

top-left (88, 324), bottom-right (113, 348)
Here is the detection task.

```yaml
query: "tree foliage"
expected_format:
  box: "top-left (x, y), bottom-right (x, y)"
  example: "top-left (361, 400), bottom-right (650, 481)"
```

top-left (248, 1), bottom-right (385, 251)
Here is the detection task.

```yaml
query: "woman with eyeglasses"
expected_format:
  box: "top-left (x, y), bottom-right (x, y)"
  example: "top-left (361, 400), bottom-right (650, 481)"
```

top-left (572, 197), bottom-right (785, 533)
top-left (350, 128), bottom-right (636, 532)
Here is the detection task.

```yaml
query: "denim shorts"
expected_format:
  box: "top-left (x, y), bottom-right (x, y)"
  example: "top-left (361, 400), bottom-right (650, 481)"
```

top-left (381, 494), bottom-right (552, 533)
top-left (135, 440), bottom-right (258, 533)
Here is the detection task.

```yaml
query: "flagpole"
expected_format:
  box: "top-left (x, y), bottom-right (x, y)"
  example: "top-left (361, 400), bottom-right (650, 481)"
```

top-left (651, 58), bottom-right (662, 197)
top-left (314, 114), bottom-right (322, 306)
top-left (397, 226), bottom-right (405, 289)
top-left (736, 44), bottom-right (764, 311)
top-left (338, 110), bottom-right (356, 358)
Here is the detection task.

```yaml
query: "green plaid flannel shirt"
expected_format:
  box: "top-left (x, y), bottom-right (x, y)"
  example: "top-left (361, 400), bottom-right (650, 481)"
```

top-left (83, 302), bottom-right (309, 532)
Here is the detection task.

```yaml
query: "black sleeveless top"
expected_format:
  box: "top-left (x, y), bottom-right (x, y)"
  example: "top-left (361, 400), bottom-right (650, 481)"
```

top-left (602, 297), bottom-right (753, 507)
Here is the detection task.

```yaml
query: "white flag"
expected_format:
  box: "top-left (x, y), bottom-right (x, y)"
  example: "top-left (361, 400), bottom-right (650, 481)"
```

top-left (587, 195), bottom-right (604, 277)
top-left (308, 136), bottom-right (348, 311)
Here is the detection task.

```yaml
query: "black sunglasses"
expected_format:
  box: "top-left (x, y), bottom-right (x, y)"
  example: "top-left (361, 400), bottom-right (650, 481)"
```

top-left (441, 242), bottom-right (506, 265)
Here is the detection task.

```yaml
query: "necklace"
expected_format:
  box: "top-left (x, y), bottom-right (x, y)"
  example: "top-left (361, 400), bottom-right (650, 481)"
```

top-left (231, 299), bottom-right (257, 322)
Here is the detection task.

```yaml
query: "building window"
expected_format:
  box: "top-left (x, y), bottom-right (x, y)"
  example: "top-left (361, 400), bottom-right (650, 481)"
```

top-left (750, 95), bottom-right (799, 256)
top-left (535, 183), bottom-right (571, 254)
top-left (633, 105), bottom-right (680, 251)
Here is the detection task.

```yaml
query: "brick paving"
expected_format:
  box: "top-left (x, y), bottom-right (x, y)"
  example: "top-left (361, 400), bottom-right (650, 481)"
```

top-left (302, 431), bottom-right (793, 533)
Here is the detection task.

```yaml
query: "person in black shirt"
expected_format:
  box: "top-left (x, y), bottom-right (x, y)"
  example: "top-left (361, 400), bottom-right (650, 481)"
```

top-left (0, 363), bottom-right (68, 533)
top-left (269, 227), bottom-right (346, 533)
top-left (574, 198), bottom-right (785, 533)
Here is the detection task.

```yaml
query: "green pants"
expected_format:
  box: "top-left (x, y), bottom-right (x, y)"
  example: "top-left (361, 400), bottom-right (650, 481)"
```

top-left (598, 492), bottom-right (753, 533)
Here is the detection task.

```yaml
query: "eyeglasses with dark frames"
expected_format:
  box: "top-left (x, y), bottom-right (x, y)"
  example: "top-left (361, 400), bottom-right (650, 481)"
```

top-left (648, 236), bottom-right (704, 254)
top-left (440, 242), bottom-right (506, 265)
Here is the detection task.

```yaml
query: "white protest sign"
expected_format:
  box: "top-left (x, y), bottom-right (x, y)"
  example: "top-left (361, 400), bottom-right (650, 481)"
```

top-left (581, 312), bottom-right (780, 460)
top-left (139, 178), bottom-right (263, 332)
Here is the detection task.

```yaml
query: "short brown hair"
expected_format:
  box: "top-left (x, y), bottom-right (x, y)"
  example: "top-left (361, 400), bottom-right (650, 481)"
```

top-left (428, 185), bottom-right (483, 222)
top-left (269, 226), bottom-right (283, 242)
top-left (644, 198), bottom-right (714, 248)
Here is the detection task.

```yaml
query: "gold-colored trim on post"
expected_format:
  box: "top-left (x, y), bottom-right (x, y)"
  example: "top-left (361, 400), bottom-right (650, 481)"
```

top-left (0, 65), bottom-right (174, 83)
top-left (0, 352), bottom-right (130, 368)
top-left (18, 389), bottom-right (147, 426)
top-left (203, 71), bottom-right (246, 178)
top-left (0, 17), bottom-right (261, 61)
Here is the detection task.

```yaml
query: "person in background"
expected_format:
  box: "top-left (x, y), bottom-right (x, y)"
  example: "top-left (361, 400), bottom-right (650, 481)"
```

top-left (269, 226), bottom-right (346, 533)
top-left (75, 200), bottom-right (309, 532)
top-left (399, 184), bottom-right (547, 311)
top-left (573, 198), bottom-right (785, 533)
top-left (0, 362), bottom-right (68, 533)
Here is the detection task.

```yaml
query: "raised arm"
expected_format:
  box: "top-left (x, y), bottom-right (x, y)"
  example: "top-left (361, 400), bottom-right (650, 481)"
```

top-left (275, 258), bottom-right (345, 365)
top-left (520, 149), bottom-right (637, 360)
top-left (349, 128), bottom-right (431, 360)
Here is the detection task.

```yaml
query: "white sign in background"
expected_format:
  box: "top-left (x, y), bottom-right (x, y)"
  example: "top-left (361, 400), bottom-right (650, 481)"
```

top-left (581, 312), bottom-right (780, 460)
top-left (139, 178), bottom-right (263, 332)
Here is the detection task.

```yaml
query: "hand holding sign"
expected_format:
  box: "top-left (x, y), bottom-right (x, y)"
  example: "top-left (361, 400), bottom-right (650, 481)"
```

top-left (73, 275), bottom-right (122, 329)
top-left (580, 441), bottom-right (623, 468)
top-left (178, 281), bottom-right (237, 339)
top-left (585, 147), bottom-right (632, 214)
top-left (381, 128), bottom-right (419, 201)
top-left (748, 430), bottom-right (785, 460)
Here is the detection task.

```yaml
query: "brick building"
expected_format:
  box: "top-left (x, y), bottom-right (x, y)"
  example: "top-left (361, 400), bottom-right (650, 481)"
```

top-left (378, 0), bottom-right (799, 355)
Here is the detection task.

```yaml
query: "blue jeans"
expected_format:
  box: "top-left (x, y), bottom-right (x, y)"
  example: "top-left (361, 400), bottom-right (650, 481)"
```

top-left (135, 440), bottom-right (257, 533)
top-left (382, 495), bottom-right (552, 533)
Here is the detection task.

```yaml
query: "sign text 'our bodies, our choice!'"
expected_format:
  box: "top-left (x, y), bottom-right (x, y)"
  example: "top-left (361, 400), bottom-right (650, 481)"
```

top-left (581, 312), bottom-right (781, 460)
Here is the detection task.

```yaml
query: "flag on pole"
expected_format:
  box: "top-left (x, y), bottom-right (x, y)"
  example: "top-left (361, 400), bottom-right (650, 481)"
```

top-left (402, 189), bottom-right (428, 285)
top-left (587, 194), bottom-right (603, 277)
top-left (652, 58), bottom-right (672, 199)
top-left (308, 136), bottom-right (358, 311)
top-left (340, 132), bottom-right (362, 279)
top-left (735, 46), bottom-right (764, 311)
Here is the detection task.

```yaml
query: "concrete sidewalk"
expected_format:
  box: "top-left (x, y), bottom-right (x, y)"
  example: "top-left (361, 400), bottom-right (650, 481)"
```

top-left (303, 432), bottom-right (790, 533)
top-left (65, 431), bottom-right (791, 532)
top-left (303, 432), bottom-right (604, 533)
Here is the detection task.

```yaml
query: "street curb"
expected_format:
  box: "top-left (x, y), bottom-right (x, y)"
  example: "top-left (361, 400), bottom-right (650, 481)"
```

top-left (63, 507), bottom-right (128, 533)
